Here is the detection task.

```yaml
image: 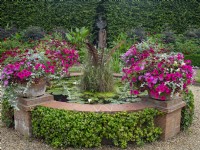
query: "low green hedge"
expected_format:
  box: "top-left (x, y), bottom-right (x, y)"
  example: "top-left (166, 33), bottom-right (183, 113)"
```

top-left (32, 107), bottom-right (162, 148)
top-left (1, 99), bottom-right (14, 128)
top-left (185, 55), bottom-right (200, 67)
top-left (181, 90), bottom-right (195, 131)
top-left (2, 90), bottom-right (194, 148)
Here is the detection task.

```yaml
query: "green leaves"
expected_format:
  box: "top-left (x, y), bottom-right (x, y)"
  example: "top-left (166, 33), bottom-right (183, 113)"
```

top-left (181, 90), bottom-right (195, 131)
top-left (66, 27), bottom-right (89, 45)
top-left (185, 55), bottom-right (200, 67)
top-left (1, 1), bottom-right (199, 45)
top-left (1, 99), bottom-right (14, 128)
top-left (65, 33), bottom-right (73, 41)
top-left (32, 106), bottom-right (162, 148)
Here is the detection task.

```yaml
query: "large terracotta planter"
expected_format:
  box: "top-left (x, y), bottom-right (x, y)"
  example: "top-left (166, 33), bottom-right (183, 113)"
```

top-left (148, 92), bottom-right (171, 101)
top-left (15, 78), bottom-right (46, 98)
top-left (148, 91), bottom-right (180, 101)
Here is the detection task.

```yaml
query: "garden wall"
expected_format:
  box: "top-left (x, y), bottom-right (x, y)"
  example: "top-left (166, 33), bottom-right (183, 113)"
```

top-left (1, 0), bottom-right (199, 42)
top-left (14, 94), bottom-right (185, 148)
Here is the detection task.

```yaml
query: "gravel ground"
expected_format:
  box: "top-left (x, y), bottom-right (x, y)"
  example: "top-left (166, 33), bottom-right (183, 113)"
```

top-left (0, 86), bottom-right (200, 150)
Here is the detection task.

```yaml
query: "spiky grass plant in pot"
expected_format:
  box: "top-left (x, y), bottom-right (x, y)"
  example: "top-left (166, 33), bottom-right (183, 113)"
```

top-left (81, 41), bottom-right (123, 92)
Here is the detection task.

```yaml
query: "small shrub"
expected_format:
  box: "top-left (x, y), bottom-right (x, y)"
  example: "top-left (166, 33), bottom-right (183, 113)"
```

top-left (52, 27), bottom-right (67, 40)
top-left (32, 106), bottom-right (162, 149)
top-left (22, 26), bottom-right (45, 41)
top-left (185, 28), bottom-right (200, 39)
top-left (1, 99), bottom-right (14, 128)
top-left (0, 26), bottom-right (18, 41)
top-left (162, 30), bottom-right (175, 44)
top-left (175, 40), bottom-right (200, 55)
top-left (181, 90), bottom-right (195, 131)
top-left (128, 27), bottom-right (146, 43)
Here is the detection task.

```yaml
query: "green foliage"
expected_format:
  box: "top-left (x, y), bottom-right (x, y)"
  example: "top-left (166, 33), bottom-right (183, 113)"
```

top-left (66, 27), bottom-right (90, 61)
top-left (181, 90), bottom-right (195, 131)
top-left (0, 38), bottom-right (21, 55)
top-left (47, 77), bottom-right (140, 104)
top-left (127, 27), bottom-right (147, 43)
top-left (185, 28), bottom-right (200, 39)
top-left (1, 1), bottom-right (199, 43)
top-left (0, 33), bottom-right (38, 55)
top-left (66, 27), bottom-right (89, 46)
top-left (0, 1), bottom-right (98, 31)
top-left (1, 99), bottom-right (14, 128)
top-left (175, 39), bottom-right (200, 55)
top-left (81, 40), bottom-right (124, 93)
top-left (104, 0), bottom-right (200, 42)
top-left (52, 27), bottom-right (68, 40)
top-left (184, 55), bottom-right (200, 67)
top-left (32, 106), bottom-right (162, 148)
top-left (162, 30), bottom-right (176, 44)
top-left (22, 26), bottom-right (45, 41)
top-left (110, 32), bottom-right (132, 72)
top-left (195, 69), bottom-right (200, 83)
top-left (81, 63), bottom-right (114, 92)
top-left (0, 26), bottom-right (18, 40)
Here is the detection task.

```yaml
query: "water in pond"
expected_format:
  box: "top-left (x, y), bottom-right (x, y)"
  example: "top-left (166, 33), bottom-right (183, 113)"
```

top-left (47, 77), bottom-right (145, 104)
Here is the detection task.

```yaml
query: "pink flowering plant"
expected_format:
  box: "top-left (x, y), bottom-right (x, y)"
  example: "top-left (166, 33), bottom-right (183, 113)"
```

top-left (0, 39), bottom-right (79, 88)
top-left (122, 44), bottom-right (194, 100)
top-left (41, 39), bottom-right (79, 74)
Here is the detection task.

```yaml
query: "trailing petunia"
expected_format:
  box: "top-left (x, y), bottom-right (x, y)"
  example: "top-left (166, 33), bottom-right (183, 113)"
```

top-left (122, 43), bottom-right (194, 100)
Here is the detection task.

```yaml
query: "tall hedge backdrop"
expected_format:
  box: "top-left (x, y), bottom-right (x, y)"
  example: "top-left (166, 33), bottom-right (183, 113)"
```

top-left (0, 0), bottom-right (200, 42)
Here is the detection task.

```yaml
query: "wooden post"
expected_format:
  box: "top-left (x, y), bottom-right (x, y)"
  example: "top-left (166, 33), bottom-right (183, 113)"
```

top-left (98, 29), bottom-right (107, 49)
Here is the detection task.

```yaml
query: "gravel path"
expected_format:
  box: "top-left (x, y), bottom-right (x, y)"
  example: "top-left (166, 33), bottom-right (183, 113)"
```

top-left (1, 86), bottom-right (200, 150)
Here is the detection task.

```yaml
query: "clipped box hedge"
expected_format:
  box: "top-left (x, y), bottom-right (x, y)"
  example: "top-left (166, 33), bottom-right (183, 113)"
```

top-left (32, 107), bottom-right (162, 148)
top-left (185, 55), bottom-right (200, 67)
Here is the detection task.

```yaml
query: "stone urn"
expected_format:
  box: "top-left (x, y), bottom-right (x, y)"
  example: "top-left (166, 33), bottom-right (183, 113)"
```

top-left (15, 78), bottom-right (47, 98)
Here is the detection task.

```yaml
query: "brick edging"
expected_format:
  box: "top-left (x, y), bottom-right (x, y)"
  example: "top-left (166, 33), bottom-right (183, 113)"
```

top-left (40, 100), bottom-right (154, 113)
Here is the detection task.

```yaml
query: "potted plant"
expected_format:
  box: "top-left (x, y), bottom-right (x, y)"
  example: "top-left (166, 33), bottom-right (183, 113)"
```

top-left (0, 39), bottom-right (79, 99)
top-left (121, 42), bottom-right (194, 100)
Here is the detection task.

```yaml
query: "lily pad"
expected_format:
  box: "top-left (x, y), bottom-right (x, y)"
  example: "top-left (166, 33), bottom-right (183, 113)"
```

top-left (47, 77), bottom-right (145, 104)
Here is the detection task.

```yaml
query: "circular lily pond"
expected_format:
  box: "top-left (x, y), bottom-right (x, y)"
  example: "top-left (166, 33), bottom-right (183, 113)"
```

top-left (47, 76), bottom-right (145, 104)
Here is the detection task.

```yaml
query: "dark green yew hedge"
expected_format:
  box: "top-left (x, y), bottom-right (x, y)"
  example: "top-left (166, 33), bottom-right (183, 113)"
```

top-left (1, 0), bottom-right (199, 42)
top-left (0, 1), bottom-right (98, 31)
top-left (32, 107), bottom-right (162, 148)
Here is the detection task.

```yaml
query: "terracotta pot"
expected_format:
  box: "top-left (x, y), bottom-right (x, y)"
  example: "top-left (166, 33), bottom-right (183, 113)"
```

top-left (148, 90), bottom-right (181, 101)
top-left (148, 91), bottom-right (173, 101)
top-left (15, 78), bottom-right (46, 98)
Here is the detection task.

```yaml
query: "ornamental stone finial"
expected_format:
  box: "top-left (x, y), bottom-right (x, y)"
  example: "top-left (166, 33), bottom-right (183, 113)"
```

top-left (96, 16), bottom-right (107, 30)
